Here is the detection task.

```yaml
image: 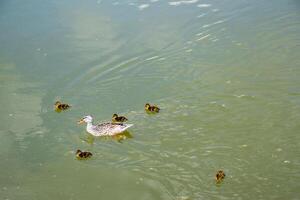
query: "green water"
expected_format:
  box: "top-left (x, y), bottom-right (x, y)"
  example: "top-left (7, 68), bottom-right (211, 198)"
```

top-left (1, 0), bottom-right (300, 199)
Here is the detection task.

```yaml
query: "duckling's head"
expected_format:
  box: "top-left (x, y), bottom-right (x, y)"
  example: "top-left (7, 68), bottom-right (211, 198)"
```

top-left (145, 103), bottom-right (150, 109)
top-left (112, 114), bottom-right (118, 118)
top-left (78, 115), bottom-right (93, 124)
top-left (76, 149), bottom-right (82, 155)
top-left (218, 170), bottom-right (225, 175)
top-left (55, 101), bottom-right (61, 106)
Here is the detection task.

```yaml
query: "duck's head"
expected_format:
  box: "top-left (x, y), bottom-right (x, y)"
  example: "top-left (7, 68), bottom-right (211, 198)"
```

top-left (145, 103), bottom-right (150, 109)
top-left (55, 101), bottom-right (61, 106)
top-left (112, 113), bottom-right (118, 119)
top-left (76, 149), bottom-right (82, 154)
top-left (77, 115), bottom-right (93, 124)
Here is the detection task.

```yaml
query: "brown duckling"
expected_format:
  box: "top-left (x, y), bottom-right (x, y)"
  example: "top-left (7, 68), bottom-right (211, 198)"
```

top-left (112, 113), bottom-right (128, 122)
top-left (76, 149), bottom-right (93, 160)
top-left (144, 103), bottom-right (160, 113)
top-left (54, 101), bottom-right (71, 112)
top-left (215, 170), bottom-right (226, 183)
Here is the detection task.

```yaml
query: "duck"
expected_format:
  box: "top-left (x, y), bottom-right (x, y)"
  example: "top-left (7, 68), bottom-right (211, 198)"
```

top-left (112, 113), bottom-right (128, 122)
top-left (77, 115), bottom-right (133, 136)
top-left (215, 170), bottom-right (226, 183)
top-left (145, 103), bottom-right (160, 113)
top-left (54, 101), bottom-right (71, 112)
top-left (76, 149), bottom-right (92, 159)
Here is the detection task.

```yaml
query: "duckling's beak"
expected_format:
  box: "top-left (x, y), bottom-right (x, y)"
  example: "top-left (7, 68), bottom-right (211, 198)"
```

top-left (77, 119), bottom-right (85, 125)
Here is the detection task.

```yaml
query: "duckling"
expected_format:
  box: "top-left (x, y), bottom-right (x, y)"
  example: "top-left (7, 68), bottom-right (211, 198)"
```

top-left (144, 103), bottom-right (160, 113)
top-left (112, 113), bottom-right (128, 123)
top-left (215, 170), bottom-right (226, 183)
top-left (76, 149), bottom-right (93, 160)
top-left (54, 101), bottom-right (71, 112)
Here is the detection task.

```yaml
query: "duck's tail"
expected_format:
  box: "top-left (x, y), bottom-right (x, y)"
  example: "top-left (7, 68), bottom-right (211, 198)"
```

top-left (122, 124), bottom-right (133, 131)
top-left (110, 124), bottom-right (134, 136)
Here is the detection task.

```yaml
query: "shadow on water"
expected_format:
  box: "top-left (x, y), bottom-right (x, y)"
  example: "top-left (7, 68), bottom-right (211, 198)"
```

top-left (80, 130), bottom-right (134, 144)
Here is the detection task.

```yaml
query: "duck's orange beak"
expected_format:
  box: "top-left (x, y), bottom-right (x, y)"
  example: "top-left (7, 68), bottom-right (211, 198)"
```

top-left (77, 119), bottom-right (85, 125)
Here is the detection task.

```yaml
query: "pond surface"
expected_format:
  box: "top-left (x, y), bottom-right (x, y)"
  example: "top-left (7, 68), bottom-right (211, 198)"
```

top-left (0, 0), bottom-right (299, 199)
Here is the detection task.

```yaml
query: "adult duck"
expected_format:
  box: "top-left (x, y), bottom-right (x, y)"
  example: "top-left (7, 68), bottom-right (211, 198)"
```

top-left (78, 115), bottom-right (133, 136)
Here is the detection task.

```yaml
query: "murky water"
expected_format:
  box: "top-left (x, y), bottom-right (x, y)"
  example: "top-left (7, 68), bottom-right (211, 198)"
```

top-left (0, 0), bottom-right (300, 199)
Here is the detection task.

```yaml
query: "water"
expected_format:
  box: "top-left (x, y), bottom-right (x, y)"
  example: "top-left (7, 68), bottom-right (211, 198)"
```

top-left (0, 0), bottom-right (300, 199)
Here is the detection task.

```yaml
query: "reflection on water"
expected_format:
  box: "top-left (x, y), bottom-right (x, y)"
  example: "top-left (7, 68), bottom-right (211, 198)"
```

top-left (80, 131), bottom-right (134, 144)
top-left (0, 0), bottom-right (300, 199)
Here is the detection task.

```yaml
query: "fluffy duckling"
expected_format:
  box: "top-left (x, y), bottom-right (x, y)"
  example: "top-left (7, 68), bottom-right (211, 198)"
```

top-left (112, 114), bottom-right (128, 123)
top-left (215, 170), bottom-right (226, 183)
top-left (76, 149), bottom-right (93, 160)
top-left (54, 101), bottom-right (71, 112)
top-left (144, 103), bottom-right (160, 113)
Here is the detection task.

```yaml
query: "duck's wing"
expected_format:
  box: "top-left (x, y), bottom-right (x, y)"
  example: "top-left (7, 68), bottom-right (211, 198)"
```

top-left (93, 122), bottom-right (112, 135)
top-left (95, 122), bottom-right (133, 136)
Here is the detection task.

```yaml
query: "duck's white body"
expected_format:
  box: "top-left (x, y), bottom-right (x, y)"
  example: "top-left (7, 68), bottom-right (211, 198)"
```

top-left (79, 116), bottom-right (133, 136)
